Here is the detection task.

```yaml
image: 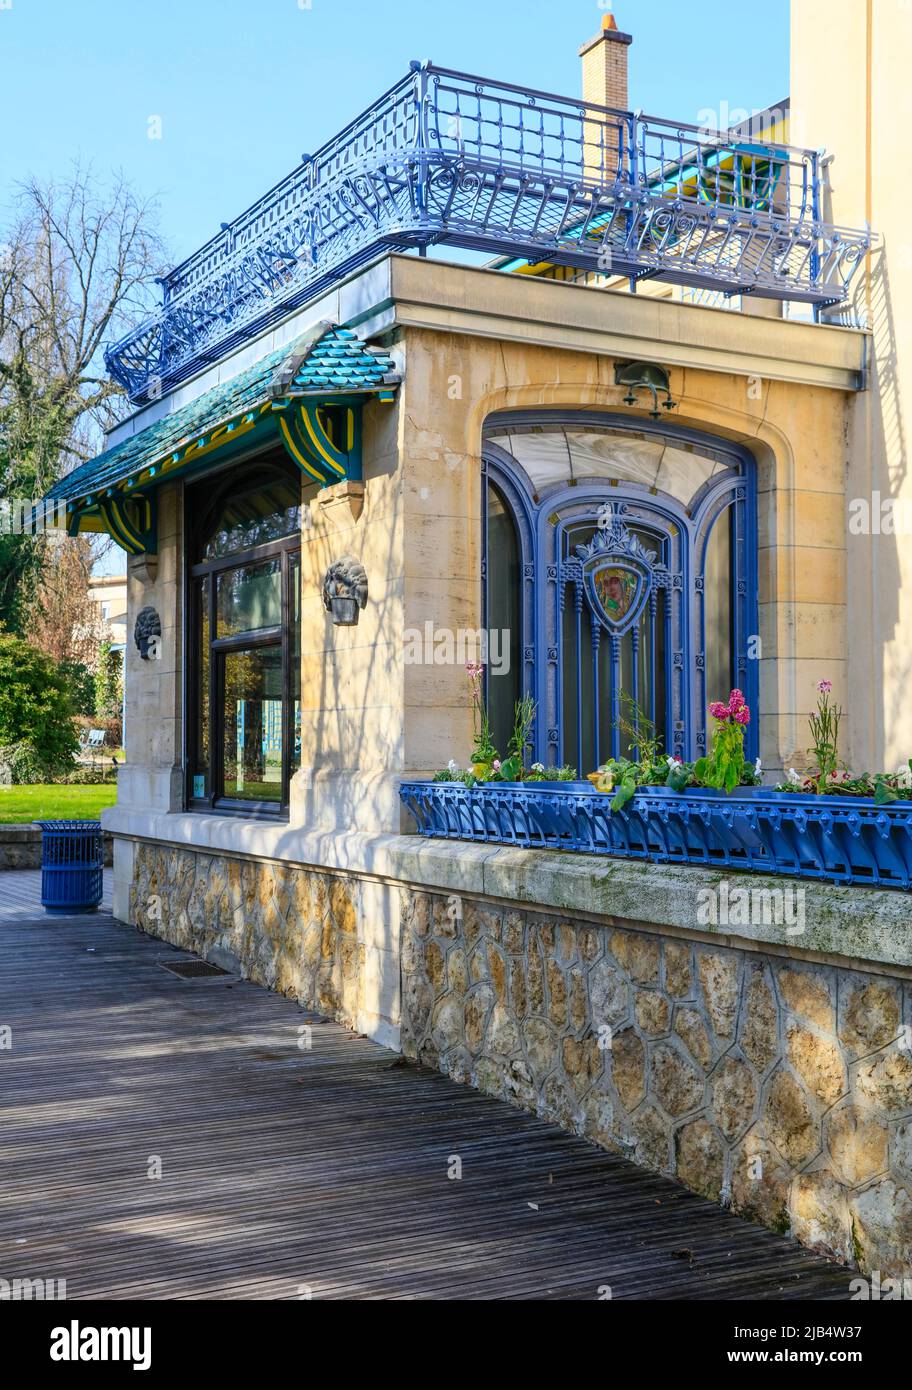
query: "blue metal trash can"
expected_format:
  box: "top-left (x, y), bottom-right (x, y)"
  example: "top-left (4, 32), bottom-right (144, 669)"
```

top-left (36, 820), bottom-right (103, 914)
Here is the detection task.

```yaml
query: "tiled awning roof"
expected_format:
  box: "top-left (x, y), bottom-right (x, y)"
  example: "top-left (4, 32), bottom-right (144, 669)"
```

top-left (48, 323), bottom-right (398, 505)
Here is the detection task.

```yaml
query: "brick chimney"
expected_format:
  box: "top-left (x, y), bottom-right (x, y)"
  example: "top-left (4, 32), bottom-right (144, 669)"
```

top-left (579, 11), bottom-right (632, 112)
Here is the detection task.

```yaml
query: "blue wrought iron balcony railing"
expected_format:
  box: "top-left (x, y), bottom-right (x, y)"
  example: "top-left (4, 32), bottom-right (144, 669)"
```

top-left (106, 62), bottom-right (871, 404)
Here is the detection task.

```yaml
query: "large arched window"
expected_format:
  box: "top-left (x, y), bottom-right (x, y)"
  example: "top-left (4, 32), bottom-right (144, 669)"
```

top-left (482, 413), bottom-right (758, 773)
top-left (186, 450), bottom-right (302, 814)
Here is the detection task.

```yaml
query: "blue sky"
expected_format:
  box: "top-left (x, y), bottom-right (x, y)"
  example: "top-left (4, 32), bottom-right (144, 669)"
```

top-left (0, 0), bottom-right (790, 269)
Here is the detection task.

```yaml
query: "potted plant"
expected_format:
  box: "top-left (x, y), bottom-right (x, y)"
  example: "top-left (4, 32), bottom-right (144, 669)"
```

top-left (399, 673), bottom-right (912, 888)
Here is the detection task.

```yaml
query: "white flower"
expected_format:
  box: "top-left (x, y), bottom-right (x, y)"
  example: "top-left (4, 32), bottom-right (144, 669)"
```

top-left (787, 767), bottom-right (802, 786)
top-left (754, 757), bottom-right (762, 776)
top-left (447, 759), bottom-right (459, 773)
top-left (895, 764), bottom-right (912, 788)
top-left (531, 762), bottom-right (545, 773)
top-left (666, 756), bottom-right (681, 767)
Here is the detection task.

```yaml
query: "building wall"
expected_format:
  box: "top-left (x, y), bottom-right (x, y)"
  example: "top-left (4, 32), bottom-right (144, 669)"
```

top-left (117, 485), bottom-right (183, 814)
top-left (401, 887), bottom-right (912, 1276)
top-left (124, 835), bottom-right (912, 1276)
top-left (107, 263), bottom-right (879, 1271)
top-left (293, 389), bottom-right (408, 834)
top-left (88, 574), bottom-right (128, 649)
top-left (791, 0), bottom-right (912, 771)
top-left (129, 840), bottom-right (398, 1044)
top-left (395, 324), bottom-right (852, 778)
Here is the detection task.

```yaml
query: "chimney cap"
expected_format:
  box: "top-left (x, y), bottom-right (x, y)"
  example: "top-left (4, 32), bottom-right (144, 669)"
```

top-left (579, 11), bottom-right (633, 55)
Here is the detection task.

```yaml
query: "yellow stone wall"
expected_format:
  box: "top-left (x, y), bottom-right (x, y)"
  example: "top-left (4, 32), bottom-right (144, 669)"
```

top-left (381, 325), bottom-right (852, 786)
top-left (116, 290), bottom-right (859, 832)
top-left (792, 0), bottom-right (912, 771)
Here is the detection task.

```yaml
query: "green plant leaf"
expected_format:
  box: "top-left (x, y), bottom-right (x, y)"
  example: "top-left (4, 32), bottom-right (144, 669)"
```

top-left (610, 775), bottom-right (637, 813)
top-left (666, 763), bottom-right (690, 792)
top-left (693, 756), bottom-right (711, 785)
top-left (874, 778), bottom-right (898, 805)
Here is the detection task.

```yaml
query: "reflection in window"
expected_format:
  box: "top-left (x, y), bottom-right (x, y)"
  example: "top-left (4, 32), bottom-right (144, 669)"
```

top-left (194, 577), bottom-right (211, 799)
top-left (222, 647), bottom-right (284, 802)
top-left (290, 555), bottom-right (301, 777)
top-left (217, 560), bottom-right (281, 636)
top-left (485, 483), bottom-right (521, 756)
top-left (703, 505), bottom-right (734, 716)
top-left (482, 421), bottom-right (755, 769)
top-left (200, 469), bottom-right (302, 560)
top-left (186, 453), bottom-right (302, 813)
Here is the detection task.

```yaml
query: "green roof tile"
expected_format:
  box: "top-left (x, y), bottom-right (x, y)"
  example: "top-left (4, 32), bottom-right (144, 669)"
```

top-left (48, 324), bottom-right (397, 504)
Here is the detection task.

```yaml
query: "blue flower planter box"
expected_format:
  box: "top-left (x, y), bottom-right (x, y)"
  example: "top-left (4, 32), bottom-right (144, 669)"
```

top-left (398, 781), bottom-right (912, 890)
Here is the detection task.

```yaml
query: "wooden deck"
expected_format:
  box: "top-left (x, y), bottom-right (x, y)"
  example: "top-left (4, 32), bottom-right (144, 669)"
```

top-left (0, 872), bottom-right (853, 1300)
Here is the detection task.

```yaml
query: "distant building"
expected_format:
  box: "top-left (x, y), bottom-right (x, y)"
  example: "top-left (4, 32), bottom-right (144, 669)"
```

top-left (88, 574), bottom-right (127, 649)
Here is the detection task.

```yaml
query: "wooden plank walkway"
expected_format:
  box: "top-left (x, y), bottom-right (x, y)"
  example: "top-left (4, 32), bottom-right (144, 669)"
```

top-left (0, 875), bottom-right (853, 1300)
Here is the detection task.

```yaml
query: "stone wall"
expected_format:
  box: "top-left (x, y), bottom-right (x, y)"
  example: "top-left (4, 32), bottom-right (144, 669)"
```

top-left (0, 825), bottom-right (113, 870)
top-left (400, 888), bottom-right (912, 1276)
top-left (125, 833), bottom-right (912, 1275)
top-left (129, 842), bottom-right (396, 1038)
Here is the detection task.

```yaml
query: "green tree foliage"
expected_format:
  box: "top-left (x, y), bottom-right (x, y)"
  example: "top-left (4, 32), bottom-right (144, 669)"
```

top-left (60, 659), bottom-right (96, 718)
top-left (94, 640), bottom-right (123, 722)
top-left (0, 168), bottom-right (162, 634)
top-left (0, 633), bottom-right (78, 772)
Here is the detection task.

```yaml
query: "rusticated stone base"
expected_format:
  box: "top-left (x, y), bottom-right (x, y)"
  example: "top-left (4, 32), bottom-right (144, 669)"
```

top-left (130, 842), bottom-right (367, 1030)
top-left (126, 833), bottom-right (912, 1276)
top-left (400, 889), bottom-right (912, 1277)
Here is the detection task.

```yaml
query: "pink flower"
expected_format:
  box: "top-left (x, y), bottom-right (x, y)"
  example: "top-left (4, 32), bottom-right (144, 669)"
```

top-left (708, 701), bottom-right (729, 720)
top-left (732, 705), bottom-right (750, 725)
top-left (492, 759), bottom-right (501, 771)
top-left (817, 679), bottom-right (833, 694)
top-left (727, 688), bottom-right (745, 712)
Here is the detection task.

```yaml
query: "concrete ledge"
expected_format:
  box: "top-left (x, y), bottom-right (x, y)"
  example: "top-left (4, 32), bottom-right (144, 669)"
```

top-left (104, 806), bottom-right (912, 972)
top-left (0, 824), bottom-right (113, 869)
top-left (379, 255), bottom-right (867, 393)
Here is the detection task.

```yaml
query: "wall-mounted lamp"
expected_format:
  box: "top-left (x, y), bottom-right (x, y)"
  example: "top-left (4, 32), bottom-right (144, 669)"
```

top-left (322, 556), bottom-right (368, 627)
top-left (134, 605), bottom-right (162, 659)
top-left (614, 361), bottom-right (677, 419)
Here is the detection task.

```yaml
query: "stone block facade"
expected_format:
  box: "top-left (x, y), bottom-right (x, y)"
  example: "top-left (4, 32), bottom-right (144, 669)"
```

top-left (400, 889), bottom-right (912, 1276)
top-left (126, 835), bottom-right (912, 1278)
top-left (129, 842), bottom-right (388, 1036)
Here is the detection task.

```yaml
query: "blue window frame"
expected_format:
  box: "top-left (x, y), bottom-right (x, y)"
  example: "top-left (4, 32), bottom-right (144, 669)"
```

top-left (482, 411), bottom-right (758, 773)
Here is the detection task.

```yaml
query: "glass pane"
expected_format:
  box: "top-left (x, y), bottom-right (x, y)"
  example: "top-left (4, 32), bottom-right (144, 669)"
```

top-left (486, 484), bottom-right (521, 758)
top-left (486, 428), bottom-right (729, 508)
top-left (580, 606), bottom-right (596, 769)
top-left (222, 646), bottom-right (283, 802)
top-left (193, 577), bottom-right (210, 798)
top-left (566, 523), bottom-right (667, 768)
top-left (561, 595), bottom-right (579, 770)
top-left (597, 623), bottom-right (612, 763)
top-left (200, 469), bottom-right (301, 559)
top-left (290, 555), bottom-right (301, 777)
top-left (655, 587), bottom-right (668, 749)
top-left (703, 506), bottom-right (733, 712)
top-left (217, 560), bottom-right (281, 637)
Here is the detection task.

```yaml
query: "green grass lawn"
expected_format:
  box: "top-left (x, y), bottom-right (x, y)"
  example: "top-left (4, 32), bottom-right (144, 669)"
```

top-left (0, 784), bottom-right (118, 824)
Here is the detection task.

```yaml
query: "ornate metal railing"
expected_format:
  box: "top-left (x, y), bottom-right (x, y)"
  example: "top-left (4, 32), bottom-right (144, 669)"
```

top-left (106, 63), bottom-right (871, 403)
top-left (399, 781), bottom-right (912, 890)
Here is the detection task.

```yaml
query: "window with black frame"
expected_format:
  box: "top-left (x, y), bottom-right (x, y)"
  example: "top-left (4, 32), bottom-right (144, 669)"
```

top-left (186, 451), bottom-right (302, 814)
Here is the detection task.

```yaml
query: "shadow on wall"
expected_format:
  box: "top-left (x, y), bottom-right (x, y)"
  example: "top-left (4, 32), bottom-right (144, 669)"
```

top-left (843, 246), bottom-right (909, 768)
